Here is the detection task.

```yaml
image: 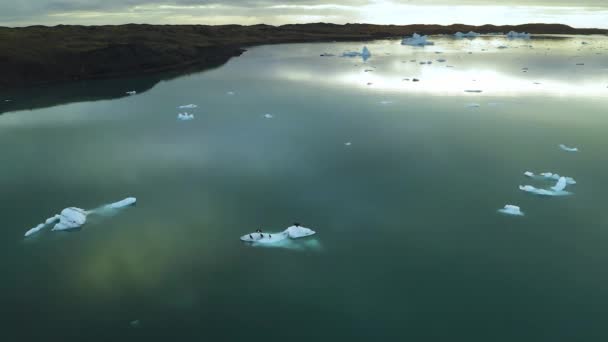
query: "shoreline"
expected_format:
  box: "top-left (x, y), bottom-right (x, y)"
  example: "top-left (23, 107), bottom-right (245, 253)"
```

top-left (1, 23), bottom-right (606, 90)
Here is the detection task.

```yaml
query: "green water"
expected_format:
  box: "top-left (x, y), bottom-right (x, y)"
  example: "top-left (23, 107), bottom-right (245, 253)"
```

top-left (1, 35), bottom-right (608, 341)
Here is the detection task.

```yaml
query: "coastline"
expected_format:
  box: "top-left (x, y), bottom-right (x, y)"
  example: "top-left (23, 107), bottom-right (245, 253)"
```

top-left (0, 23), bottom-right (606, 90)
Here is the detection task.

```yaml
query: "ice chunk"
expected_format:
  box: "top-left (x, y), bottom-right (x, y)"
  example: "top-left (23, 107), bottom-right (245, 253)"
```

top-left (519, 185), bottom-right (571, 196)
top-left (525, 171), bottom-right (576, 185)
top-left (227, 91), bottom-right (235, 95)
top-left (177, 113), bottom-right (194, 121)
top-left (320, 53), bottom-right (335, 57)
top-left (106, 197), bottom-right (136, 209)
top-left (240, 224), bottom-right (316, 243)
top-left (126, 91), bottom-right (136, 95)
top-left (467, 103), bottom-right (481, 108)
top-left (379, 100), bottom-right (393, 105)
top-left (559, 144), bottom-right (578, 152)
top-left (497, 45), bottom-right (508, 49)
top-left (506, 31), bottom-right (531, 39)
top-left (263, 113), bottom-right (274, 119)
top-left (498, 204), bottom-right (524, 216)
top-left (286, 224), bottom-right (316, 238)
top-left (454, 31), bottom-right (480, 39)
top-left (341, 46), bottom-right (371, 61)
top-left (344, 142), bottom-right (352, 146)
top-left (551, 177), bottom-right (567, 192)
top-left (130, 320), bottom-right (141, 328)
top-left (178, 104), bottom-right (197, 109)
top-left (401, 33), bottom-right (434, 46)
top-left (465, 90), bottom-right (483, 93)
top-left (437, 58), bottom-right (446, 62)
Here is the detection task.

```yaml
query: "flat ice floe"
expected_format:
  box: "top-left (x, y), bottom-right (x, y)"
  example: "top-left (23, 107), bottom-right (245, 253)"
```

top-left (498, 205), bottom-right (524, 216)
top-left (178, 104), bottom-right (197, 109)
top-left (559, 144), bottom-right (579, 152)
top-left (240, 224), bottom-right (319, 251)
top-left (24, 197), bottom-right (136, 237)
top-left (519, 177), bottom-right (572, 196)
top-left (524, 171), bottom-right (576, 185)
top-left (401, 34), bottom-right (434, 46)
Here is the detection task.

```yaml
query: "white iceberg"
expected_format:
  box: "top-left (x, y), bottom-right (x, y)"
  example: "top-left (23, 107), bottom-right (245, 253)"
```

top-left (178, 104), bottom-right (197, 109)
top-left (24, 197), bottom-right (136, 237)
top-left (344, 142), bottom-right (352, 146)
top-left (559, 144), bottom-right (578, 152)
top-left (263, 113), bottom-right (274, 119)
top-left (454, 31), bottom-right (480, 39)
top-left (524, 171), bottom-right (576, 185)
top-left (341, 46), bottom-right (371, 61)
top-left (498, 204), bottom-right (524, 216)
top-left (506, 31), bottom-right (531, 39)
top-left (177, 113), bottom-right (194, 121)
top-left (401, 33), bottom-right (434, 46)
top-left (240, 224), bottom-right (317, 251)
top-left (519, 177), bottom-right (571, 196)
top-left (126, 91), bottom-right (137, 96)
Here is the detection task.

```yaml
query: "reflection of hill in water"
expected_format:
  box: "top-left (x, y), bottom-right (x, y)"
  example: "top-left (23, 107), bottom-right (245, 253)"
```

top-left (0, 63), bottom-right (223, 115)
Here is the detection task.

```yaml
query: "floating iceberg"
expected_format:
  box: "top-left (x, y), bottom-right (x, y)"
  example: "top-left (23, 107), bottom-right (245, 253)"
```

top-left (178, 104), bottom-right (197, 109)
top-left (519, 177), bottom-right (571, 196)
top-left (498, 205), bottom-right (524, 216)
top-left (506, 31), bottom-right (531, 39)
top-left (126, 91), bottom-right (136, 96)
top-left (344, 142), bottom-right (352, 146)
top-left (454, 31), bottom-right (480, 39)
top-left (240, 224), bottom-right (317, 250)
top-left (341, 46), bottom-right (371, 61)
top-left (401, 34), bottom-right (434, 46)
top-left (559, 144), bottom-right (579, 152)
top-left (263, 113), bottom-right (274, 119)
top-left (24, 197), bottom-right (136, 237)
top-left (524, 171), bottom-right (576, 185)
top-left (177, 113), bottom-right (194, 121)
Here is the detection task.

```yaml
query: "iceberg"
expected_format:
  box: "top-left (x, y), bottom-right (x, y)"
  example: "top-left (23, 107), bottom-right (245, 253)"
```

top-left (454, 31), bottom-right (480, 39)
top-left (341, 46), bottom-right (371, 61)
top-left (559, 144), bottom-right (578, 152)
top-left (177, 113), bottom-right (194, 121)
top-left (506, 31), bottom-right (531, 39)
top-left (227, 91), bottom-right (235, 95)
top-left (263, 113), bottom-right (274, 119)
top-left (240, 224), bottom-right (317, 250)
top-left (178, 104), bottom-right (197, 109)
top-left (401, 33), bottom-right (434, 46)
top-left (498, 205), bottom-right (524, 216)
top-left (344, 142), bottom-right (352, 146)
top-left (126, 91), bottom-right (136, 95)
top-left (524, 171), bottom-right (576, 185)
top-left (24, 197), bottom-right (136, 237)
top-left (519, 177), bottom-right (572, 196)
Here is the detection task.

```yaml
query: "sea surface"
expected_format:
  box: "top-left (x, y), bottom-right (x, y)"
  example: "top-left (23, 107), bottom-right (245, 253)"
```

top-left (1, 35), bottom-right (608, 341)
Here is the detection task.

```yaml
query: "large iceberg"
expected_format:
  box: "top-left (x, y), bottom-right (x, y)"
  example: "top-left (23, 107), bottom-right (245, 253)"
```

top-left (519, 177), bottom-right (572, 196)
top-left (24, 197), bottom-right (136, 237)
top-left (524, 171), bottom-right (576, 185)
top-left (454, 31), bottom-right (480, 39)
top-left (506, 31), bottom-right (531, 39)
top-left (401, 34), bottom-right (434, 46)
top-left (498, 204), bottom-right (524, 216)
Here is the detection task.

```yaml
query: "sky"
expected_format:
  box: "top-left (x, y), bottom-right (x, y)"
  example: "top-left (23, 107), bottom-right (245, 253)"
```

top-left (1, 0), bottom-right (607, 28)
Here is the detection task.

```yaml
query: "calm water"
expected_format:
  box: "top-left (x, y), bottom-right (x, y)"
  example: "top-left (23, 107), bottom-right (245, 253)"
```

top-left (1, 35), bottom-right (608, 341)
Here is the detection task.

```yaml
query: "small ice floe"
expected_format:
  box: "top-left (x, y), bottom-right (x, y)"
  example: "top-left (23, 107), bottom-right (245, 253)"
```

top-left (524, 171), bottom-right (576, 185)
top-left (341, 46), bottom-right (371, 61)
top-left (454, 31), bottom-right (480, 39)
top-left (130, 320), bottom-right (141, 328)
top-left (575, 63), bottom-right (585, 66)
top-left (177, 113), bottom-right (194, 121)
top-left (24, 197), bottom-right (136, 237)
top-left (364, 69), bottom-right (374, 72)
top-left (559, 144), bottom-right (579, 152)
top-left (240, 223), bottom-right (319, 251)
top-left (401, 33), bottom-right (434, 46)
top-left (227, 91), bottom-right (235, 95)
top-left (344, 142), bottom-right (352, 146)
top-left (498, 204), bottom-right (524, 216)
top-left (126, 91), bottom-right (136, 96)
top-left (4, 99), bottom-right (11, 102)
top-left (497, 45), bottom-right (508, 49)
top-left (519, 177), bottom-right (571, 196)
top-left (263, 113), bottom-right (274, 119)
top-left (178, 104), bottom-right (197, 109)
top-left (465, 90), bottom-right (483, 93)
top-left (506, 31), bottom-right (531, 39)
top-left (379, 100), bottom-right (393, 105)
top-left (466, 103), bottom-right (481, 108)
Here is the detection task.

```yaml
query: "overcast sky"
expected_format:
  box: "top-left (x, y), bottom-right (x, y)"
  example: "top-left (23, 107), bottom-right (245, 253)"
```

top-left (1, 0), bottom-right (607, 28)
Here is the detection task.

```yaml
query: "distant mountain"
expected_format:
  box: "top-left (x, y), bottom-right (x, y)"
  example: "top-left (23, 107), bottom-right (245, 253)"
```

top-left (0, 23), bottom-right (605, 89)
